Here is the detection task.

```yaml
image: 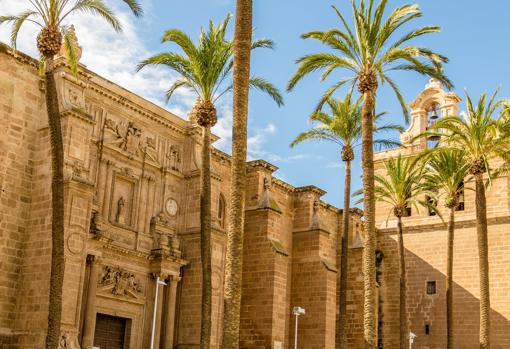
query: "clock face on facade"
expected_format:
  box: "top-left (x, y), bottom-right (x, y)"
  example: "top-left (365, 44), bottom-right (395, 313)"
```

top-left (165, 198), bottom-right (178, 216)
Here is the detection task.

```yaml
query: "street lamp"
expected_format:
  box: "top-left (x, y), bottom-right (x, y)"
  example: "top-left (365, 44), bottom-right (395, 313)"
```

top-left (409, 331), bottom-right (417, 349)
top-left (293, 306), bottom-right (305, 349)
top-left (150, 275), bottom-right (167, 349)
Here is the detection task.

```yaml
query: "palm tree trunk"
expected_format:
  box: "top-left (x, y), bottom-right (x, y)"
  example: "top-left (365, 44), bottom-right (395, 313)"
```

top-left (44, 56), bottom-right (65, 349)
top-left (361, 90), bottom-right (377, 349)
top-left (200, 126), bottom-right (212, 349)
top-left (446, 206), bottom-right (455, 349)
top-left (397, 216), bottom-right (407, 349)
top-left (475, 174), bottom-right (490, 349)
top-left (222, 1), bottom-right (252, 347)
top-left (337, 160), bottom-right (351, 349)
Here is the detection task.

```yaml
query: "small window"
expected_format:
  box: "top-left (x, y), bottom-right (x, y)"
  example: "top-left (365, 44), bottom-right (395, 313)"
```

top-left (404, 205), bottom-right (412, 217)
top-left (426, 281), bottom-right (436, 295)
top-left (425, 324), bottom-right (430, 335)
top-left (218, 194), bottom-right (226, 228)
top-left (456, 181), bottom-right (465, 211)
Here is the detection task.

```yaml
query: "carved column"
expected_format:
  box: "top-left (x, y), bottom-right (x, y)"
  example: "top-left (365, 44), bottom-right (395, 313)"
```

top-left (152, 274), bottom-right (165, 349)
top-left (101, 160), bottom-right (114, 220)
top-left (81, 255), bottom-right (100, 349)
top-left (138, 175), bottom-right (149, 233)
top-left (162, 276), bottom-right (180, 349)
top-left (144, 176), bottom-right (155, 235)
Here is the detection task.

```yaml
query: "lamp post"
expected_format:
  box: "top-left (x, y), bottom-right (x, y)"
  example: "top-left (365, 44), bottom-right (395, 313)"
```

top-left (150, 275), bottom-right (167, 349)
top-left (293, 306), bottom-right (305, 349)
top-left (409, 331), bottom-right (417, 349)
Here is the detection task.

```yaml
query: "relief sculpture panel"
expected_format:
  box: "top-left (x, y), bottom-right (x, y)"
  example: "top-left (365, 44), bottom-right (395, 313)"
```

top-left (98, 265), bottom-right (143, 299)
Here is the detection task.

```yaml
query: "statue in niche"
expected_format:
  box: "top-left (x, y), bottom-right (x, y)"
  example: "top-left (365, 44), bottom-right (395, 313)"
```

top-left (167, 144), bottom-right (181, 172)
top-left (115, 196), bottom-right (125, 224)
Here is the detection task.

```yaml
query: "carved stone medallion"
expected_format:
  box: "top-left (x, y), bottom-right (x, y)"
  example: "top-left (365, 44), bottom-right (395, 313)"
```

top-left (165, 198), bottom-right (178, 217)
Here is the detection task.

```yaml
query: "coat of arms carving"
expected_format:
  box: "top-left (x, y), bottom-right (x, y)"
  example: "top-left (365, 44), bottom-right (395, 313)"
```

top-left (104, 118), bottom-right (159, 162)
top-left (98, 265), bottom-right (143, 298)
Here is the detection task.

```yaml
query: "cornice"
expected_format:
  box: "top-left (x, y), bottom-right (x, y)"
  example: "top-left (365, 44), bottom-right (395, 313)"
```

top-left (211, 148), bottom-right (231, 165)
top-left (272, 177), bottom-right (295, 193)
top-left (247, 159), bottom-right (279, 173)
top-left (87, 82), bottom-right (188, 136)
top-left (61, 107), bottom-right (95, 124)
top-left (0, 43), bottom-right (38, 69)
top-left (295, 185), bottom-right (327, 197)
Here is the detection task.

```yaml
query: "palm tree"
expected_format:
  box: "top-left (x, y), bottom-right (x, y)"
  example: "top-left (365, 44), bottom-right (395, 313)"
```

top-left (373, 155), bottom-right (428, 349)
top-left (138, 15), bottom-right (282, 348)
top-left (0, 1), bottom-right (142, 348)
top-left (287, 2), bottom-right (451, 346)
top-left (290, 94), bottom-right (402, 349)
top-left (422, 149), bottom-right (470, 349)
top-left (417, 91), bottom-right (510, 349)
top-left (222, 0), bottom-right (253, 347)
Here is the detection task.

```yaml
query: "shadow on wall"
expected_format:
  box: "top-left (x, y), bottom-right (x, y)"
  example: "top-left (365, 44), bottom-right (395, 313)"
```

top-left (379, 233), bottom-right (510, 349)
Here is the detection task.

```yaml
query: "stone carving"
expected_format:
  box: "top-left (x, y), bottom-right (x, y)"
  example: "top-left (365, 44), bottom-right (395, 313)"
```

top-left (115, 196), bottom-right (125, 224)
top-left (105, 119), bottom-right (143, 157)
top-left (167, 144), bottom-right (182, 172)
top-left (152, 211), bottom-right (170, 226)
top-left (104, 118), bottom-right (159, 162)
top-left (59, 331), bottom-right (80, 349)
top-left (258, 177), bottom-right (281, 212)
top-left (99, 265), bottom-right (142, 297)
top-left (310, 200), bottom-right (324, 230)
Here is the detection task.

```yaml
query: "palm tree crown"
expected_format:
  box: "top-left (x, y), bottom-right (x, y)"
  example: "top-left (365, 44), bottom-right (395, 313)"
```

top-left (137, 14), bottom-right (283, 126)
top-left (422, 149), bottom-right (470, 209)
top-left (0, 0), bottom-right (142, 73)
top-left (374, 155), bottom-right (428, 218)
top-left (287, 0), bottom-right (452, 117)
top-left (290, 94), bottom-right (403, 159)
top-left (420, 91), bottom-right (510, 177)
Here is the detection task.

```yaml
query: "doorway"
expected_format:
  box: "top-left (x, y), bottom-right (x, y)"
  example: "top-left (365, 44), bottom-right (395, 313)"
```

top-left (93, 313), bottom-right (127, 349)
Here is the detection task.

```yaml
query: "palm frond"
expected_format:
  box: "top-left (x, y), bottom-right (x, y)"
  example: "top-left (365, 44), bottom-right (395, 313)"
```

top-left (249, 77), bottom-right (284, 107)
top-left (65, 0), bottom-right (122, 31)
top-left (121, 0), bottom-right (143, 17)
top-left (61, 25), bottom-right (79, 75)
top-left (161, 28), bottom-right (197, 58)
top-left (251, 38), bottom-right (274, 50)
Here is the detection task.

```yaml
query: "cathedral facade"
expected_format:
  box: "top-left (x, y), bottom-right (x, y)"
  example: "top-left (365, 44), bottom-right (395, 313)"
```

top-left (0, 44), bottom-right (365, 349)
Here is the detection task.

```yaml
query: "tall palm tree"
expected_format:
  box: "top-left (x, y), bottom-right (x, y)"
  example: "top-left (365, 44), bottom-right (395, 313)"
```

top-left (138, 15), bottom-right (282, 348)
top-left (422, 149), bottom-right (470, 349)
top-left (0, 2), bottom-right (142, 348)
top-left (417, 91), bottom-right (510, 349)
top-left (290, 94), bottom-right (403, 349)
top-left (222, 0), bottom-right (253, 347)
top-left (373, 155), bottom-right (428, 349)
top-left (287, 2), bottom-right (451, 346)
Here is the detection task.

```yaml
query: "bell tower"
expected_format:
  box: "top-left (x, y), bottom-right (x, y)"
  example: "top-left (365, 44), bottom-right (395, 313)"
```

top-left (400, 78), bottom-right (461, 152)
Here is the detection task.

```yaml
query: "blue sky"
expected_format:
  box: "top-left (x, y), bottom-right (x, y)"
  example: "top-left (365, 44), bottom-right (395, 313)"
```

top-left (2, 0), bottom-right (510, 208)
